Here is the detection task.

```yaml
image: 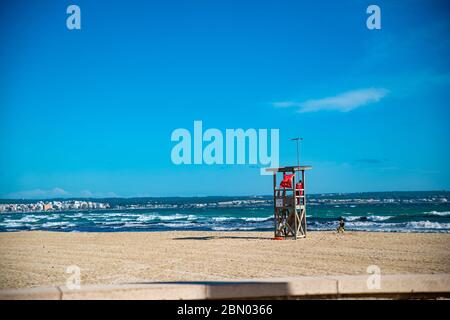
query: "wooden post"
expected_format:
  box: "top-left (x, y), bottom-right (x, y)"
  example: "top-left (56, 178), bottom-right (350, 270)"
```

top-left (273, 172), bottom-right (277, 238)
top-left (292, 170), bottom-right (297, 239)
top-left (302, 169), bottom-right (306, 237)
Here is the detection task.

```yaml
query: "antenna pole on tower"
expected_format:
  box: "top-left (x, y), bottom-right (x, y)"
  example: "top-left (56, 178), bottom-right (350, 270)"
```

top-left (291, 137), bottom-right (303, 168)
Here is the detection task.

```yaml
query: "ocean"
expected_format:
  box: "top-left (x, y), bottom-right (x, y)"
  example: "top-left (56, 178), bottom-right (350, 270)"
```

top-left (1, 192), bottom-right (449, 233)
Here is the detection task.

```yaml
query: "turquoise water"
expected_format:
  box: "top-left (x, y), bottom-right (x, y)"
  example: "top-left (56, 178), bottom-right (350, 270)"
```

top-left (1, 192), bottom-right (449, 233)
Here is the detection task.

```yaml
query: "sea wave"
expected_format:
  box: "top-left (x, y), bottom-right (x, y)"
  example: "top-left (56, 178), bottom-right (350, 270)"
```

top-left (159, 222), bottom-right (197, 228)
top-left (242, 216), bottom-right (272, 222)
top-left (1, 207), bottom-right (450, 233)
top-left (367, 215), bottom-right (393, 221)
top-left (406, 221), bottom-right (450, 230)
top-left (212, 217), bottom-right (236, 222)
top-left (42, 221), bottom-right (76, 228)
top-left (424, 211), bottom-right (450, 217)
top-left (343, 215), bottom-right (394, 222)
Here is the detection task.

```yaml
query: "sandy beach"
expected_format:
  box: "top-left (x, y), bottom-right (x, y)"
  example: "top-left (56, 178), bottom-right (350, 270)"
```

top-left (0, 231), bottom-right (449, 290)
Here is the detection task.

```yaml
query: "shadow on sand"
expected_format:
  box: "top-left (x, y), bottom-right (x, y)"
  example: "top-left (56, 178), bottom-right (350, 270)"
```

top-left (172, 235), bottom-right (270, 241)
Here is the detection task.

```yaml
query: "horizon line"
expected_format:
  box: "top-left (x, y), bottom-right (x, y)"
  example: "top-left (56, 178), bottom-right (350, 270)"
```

top-left (0, 189), bottom-right (448, 202)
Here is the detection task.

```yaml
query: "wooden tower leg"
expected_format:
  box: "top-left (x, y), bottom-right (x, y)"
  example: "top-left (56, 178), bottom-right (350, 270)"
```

top-left (273, 172), bottom-right (277, 238)
top-left (302, 169), bottom-right (306, 237)
top-left (292, 173), bottom-right (297, 240)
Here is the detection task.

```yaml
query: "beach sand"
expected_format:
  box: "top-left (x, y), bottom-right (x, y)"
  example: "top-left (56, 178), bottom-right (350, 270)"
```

top-left (0, 231), bottom-right (449, 289)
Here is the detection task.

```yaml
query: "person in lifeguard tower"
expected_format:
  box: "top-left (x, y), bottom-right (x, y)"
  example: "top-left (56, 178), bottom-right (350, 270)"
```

top-left (295, 180), bottom-right (303, 205)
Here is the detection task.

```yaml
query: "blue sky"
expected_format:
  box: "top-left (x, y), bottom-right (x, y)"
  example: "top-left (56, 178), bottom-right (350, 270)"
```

top-left (1, 0), bottom-right (449, 198)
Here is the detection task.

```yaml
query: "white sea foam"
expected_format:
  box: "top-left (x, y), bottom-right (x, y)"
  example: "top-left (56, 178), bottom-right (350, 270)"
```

top-left (242, 216), bottom-right (272, 222)
top-left (343, 215), bottom-right (392, 222)
top-left (349, 221), bottom-right (398, 227)
top-left (367, 215), bottom-right (393, 221)
top-left (344, 216), bottom-right (361, 221)
top-left (5, 216), bottom-right (40, 223)
top-left (136, 215), bottom-right (158, 222)
top-left (158, 214), bottom-right (190, 221)
top-left (121, 222), bottom-right (147, 228)
top-left (160, 222), bottom-right (194, 228)
top-left (346, 221), bottom-right (377, 227)
top-left (46, 214), bottom-right (61, 220)
top-left (1, 222), bottom-right (23, 228)
top-left (105, 213), bottom-right (142, 218)
top-left (71, 213), bottom-right (84, 218)
top-left (100, 221), bottom-right (125, 225)
top-left (425, 211), bottom-right (450, 217)
top-left (212, 217), bottom-right (235, 222)
top-left (211, 226), bottom-right (234, 231)
top-left (406, 221), bottom-right (450, 230)
top-left (136, 214), bottom-right (194, 222)
top-left (42, 221), bottom-right (75, 228)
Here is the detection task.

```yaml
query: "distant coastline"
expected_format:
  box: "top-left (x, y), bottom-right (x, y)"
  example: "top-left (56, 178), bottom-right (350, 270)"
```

top-left (1, 191), bottom-right (449, 214)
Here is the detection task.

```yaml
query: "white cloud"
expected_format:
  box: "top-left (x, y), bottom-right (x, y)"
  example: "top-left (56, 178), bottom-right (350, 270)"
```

top-left (273, 88), bottom-right (389, 113)
top-left (273, 101), bottom-right (297, 108)
top-left (5, 187), bottom-right (70, 199)
top-left (79, 190), bottom-right (119, 198)
top-left (80, 190), bottom-right (94, 197)
top-left (2, 188), bottom-right (120, 199)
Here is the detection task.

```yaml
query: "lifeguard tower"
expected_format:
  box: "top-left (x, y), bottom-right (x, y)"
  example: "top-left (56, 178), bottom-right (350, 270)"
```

top-left (266, 165), bottom-right (312, 239)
